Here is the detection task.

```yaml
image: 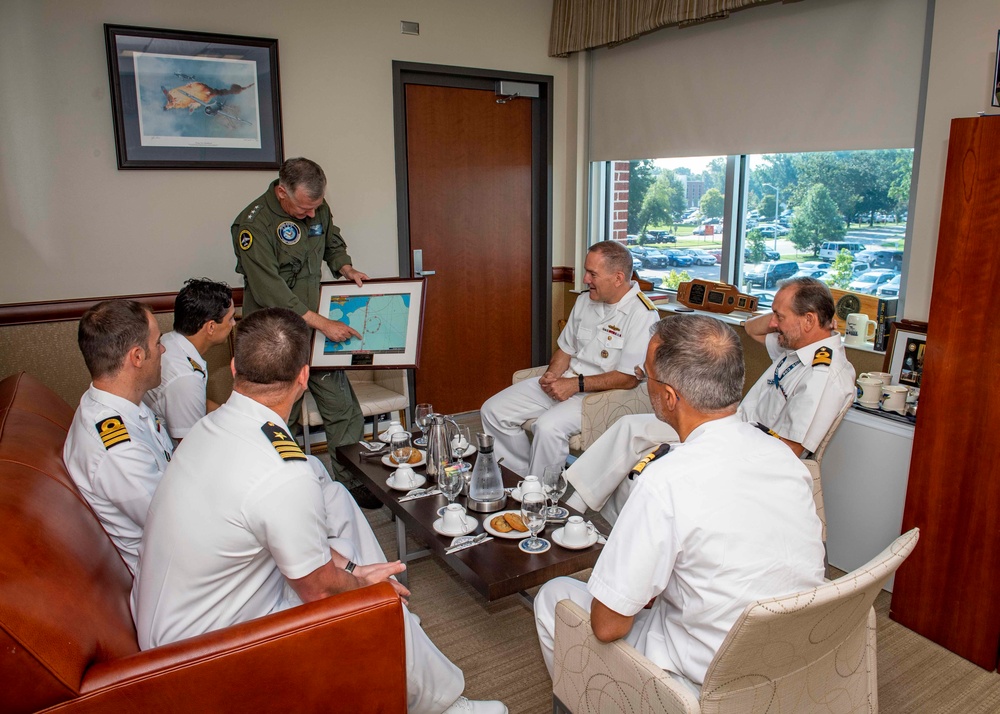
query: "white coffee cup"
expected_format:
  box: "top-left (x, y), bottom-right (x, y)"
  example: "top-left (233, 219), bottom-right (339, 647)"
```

top-left (856, 376), bottom-right (884, 406)
top-left (441, 503), bottom-right (468, 534)
top-left (563, 515), bottom-right (593, 546)
top-left (385, 421), bottom-right (405, 437)
top-left (860, 371), bottom-right (894, 386)
top-left (517, 475), bottom-right (544, 497)
top-left (393, 465), bottom-right (417, 488)
top-left (881, 385), bottom-right (908, 414)
top-left (906, 386), bottom-right (920, 404)
top-left (845, 313), bottom-right (877, 346)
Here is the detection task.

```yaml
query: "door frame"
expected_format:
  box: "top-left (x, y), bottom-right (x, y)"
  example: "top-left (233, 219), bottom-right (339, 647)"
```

top-left (391, 61), bottom-right (554, 380)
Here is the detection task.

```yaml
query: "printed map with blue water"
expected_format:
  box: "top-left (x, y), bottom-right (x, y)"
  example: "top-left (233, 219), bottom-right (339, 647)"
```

top-left (324, 293), bottom-right (410, 354)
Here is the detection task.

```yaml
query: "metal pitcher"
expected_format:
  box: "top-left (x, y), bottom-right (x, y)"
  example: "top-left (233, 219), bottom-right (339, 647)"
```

top-left (425, 413), bottom-right (459, 479)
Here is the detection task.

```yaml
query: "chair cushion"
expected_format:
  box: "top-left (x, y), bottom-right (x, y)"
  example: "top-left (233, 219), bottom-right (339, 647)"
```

top-left (351, 382), bottom-right (408, 418)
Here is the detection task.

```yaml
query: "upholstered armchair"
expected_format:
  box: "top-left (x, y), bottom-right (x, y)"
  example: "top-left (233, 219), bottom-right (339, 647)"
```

top-left (551, 528), bottom-right (920, 714)
top-left (802, 396), bottom-right (853, 542)
top-left (301, 369), bottom-right (410, 451)
top-left (511, 366), bottom-right (652, 454)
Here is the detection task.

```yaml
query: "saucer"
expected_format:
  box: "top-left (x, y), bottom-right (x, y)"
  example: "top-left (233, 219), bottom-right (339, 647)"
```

top-left (432, 515), bottom-right (477, 537)
top-left (518, 537), bottom-right (551, 554)
top-left (381, 449), bottom-right (427, 468)
top-left (379, 430), bottom-right (411, 443)
top-left (508, 488), bottom-right (544, 503)
top-left (454, 443), bottom-right (476, 458)
top-left (386, 473), bottom-right (427, 492)
top-left (551, 526), bottom-right (599, 550)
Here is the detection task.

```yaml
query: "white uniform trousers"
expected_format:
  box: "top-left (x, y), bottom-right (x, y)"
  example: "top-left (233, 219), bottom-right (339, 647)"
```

top-left (533, 577), bottom-right (698, 698)
top-left (563, 415), bottom-right (678, 525)
top-left (480, 377), bottom-right (585, 478)
top-left (309, 459), bottom-right (465, 714)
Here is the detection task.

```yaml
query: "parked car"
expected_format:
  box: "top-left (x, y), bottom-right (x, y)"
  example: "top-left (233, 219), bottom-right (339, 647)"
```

top-left (819, 241), bottom-right (866, 261)
top-left (797, 261), bottom-right (831, 272)
top-left (744, 246), bottom-right (781, 263)
top-left (663, 249), bottom-right (695, 267)
top-left (626, 234), bottom-right (641, 244)
top-left (755, 223), bottom-right (789, 237)
top-left (744, 260), bottom-right (799, 288)
top-left (632, 256), bottom-right (643, 272)
top-left (855, 249), bottom-right (904, 271)
top-left (791, 269), bottom-right (828, 279)
top-left (646, 229), bottom-right (677, 243)
top-left (876, 274), bottom-right (902, 298)
top-left (683, 249), bottom-right (718, 266)
top-left (848, 269), bottom-right (898, 294)
top-left (635, 247), bottom-right (671, 268)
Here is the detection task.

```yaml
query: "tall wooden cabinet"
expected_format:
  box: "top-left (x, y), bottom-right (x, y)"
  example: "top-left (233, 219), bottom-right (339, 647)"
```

top-left (889, 115), bottom-right (1000, 670)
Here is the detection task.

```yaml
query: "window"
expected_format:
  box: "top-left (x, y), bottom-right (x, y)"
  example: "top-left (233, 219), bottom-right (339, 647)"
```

top-left (593, 150), bottom-right (913, 309)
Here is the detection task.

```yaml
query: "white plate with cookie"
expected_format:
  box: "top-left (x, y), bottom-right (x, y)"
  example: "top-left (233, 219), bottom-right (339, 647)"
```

top-left (381, 449), bottom-right (427, 468)
top-left (483, 510), bottom-right (537, 540)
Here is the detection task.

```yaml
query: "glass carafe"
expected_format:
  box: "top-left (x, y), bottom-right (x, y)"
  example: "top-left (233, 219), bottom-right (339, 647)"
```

top-left (469, 432), bottom-right (504, 502)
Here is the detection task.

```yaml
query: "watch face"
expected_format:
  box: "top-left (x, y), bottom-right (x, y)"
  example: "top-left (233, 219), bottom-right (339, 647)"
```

top-left (836, 294), bottom-right (861, 320)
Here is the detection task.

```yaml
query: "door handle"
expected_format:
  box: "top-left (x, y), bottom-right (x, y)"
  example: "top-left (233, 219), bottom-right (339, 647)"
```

top-left (413, 249), bottom-right (436, 277)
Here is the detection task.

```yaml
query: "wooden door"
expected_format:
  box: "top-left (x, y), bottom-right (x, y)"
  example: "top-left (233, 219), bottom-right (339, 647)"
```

top-left (403, 84), bottom-right (534, 414)
top-left (889, 116), bottom-right (1000, 670)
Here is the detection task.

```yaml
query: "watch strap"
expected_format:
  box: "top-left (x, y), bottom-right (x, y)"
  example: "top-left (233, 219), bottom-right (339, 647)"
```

top-left (344, 560), bottom-right (357, 573)
top-left (578, 374), bottom-right (585, 392)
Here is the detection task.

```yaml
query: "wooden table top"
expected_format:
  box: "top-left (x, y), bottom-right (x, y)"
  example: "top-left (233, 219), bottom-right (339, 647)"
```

top-left (335, 443), bottom-right (603, 601)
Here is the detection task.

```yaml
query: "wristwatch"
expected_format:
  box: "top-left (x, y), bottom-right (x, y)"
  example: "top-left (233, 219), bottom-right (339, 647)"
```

top-left (578, 374), bottom-right (585, 393)
top-left (344, 560), bottom-right (357, 573)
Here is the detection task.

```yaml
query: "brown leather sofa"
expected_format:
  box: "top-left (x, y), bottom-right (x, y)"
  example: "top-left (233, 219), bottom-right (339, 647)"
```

top-left (0, 371), bottom-right (407, 713)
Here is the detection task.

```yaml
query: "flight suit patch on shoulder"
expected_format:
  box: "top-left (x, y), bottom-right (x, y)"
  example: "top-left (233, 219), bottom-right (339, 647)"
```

top-left (812, 346), bottom-right (833, 367)
top-left (96, 416), bottom-right (130, 450)
top-left (637, 292), bottom-right (657, 311)
top-left (239, 230), bottom-right (253, 251)
top-left (187, 357), bottom-right (206, 376)
top-left (261, 421), bottom-right (306, 461)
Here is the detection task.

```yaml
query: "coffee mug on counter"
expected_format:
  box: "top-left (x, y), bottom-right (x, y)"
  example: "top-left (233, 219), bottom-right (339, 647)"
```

top-left (880, 385), bottom-right (909, 415)
top-left (860, 371), bottom-right (893, 386)
top-left (856, 376), bottom-right (884, 407)
top-left (845, 313), bottom-right (877, 346)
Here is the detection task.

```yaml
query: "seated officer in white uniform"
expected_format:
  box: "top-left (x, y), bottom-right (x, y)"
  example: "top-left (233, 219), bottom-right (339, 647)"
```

top-left (143, 278), bottom-right (236, 443)
top-left (480, 240), bottom-right (660, 477)
top-left (565, 276), bottom-right (855, 523)
top-left (63, 300), bottom-right (173, 575)
top-left (133, 308), bottom-right (506, 714)
top-left (534, 314), bottom-right (826, 693)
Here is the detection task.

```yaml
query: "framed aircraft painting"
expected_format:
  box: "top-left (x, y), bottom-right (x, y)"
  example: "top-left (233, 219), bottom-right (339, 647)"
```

top-left (104, 24), bottom-right (283, 169)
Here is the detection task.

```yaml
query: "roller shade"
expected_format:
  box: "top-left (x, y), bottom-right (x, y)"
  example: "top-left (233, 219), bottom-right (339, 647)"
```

top-left (589, 0), bottom-right (928, 160)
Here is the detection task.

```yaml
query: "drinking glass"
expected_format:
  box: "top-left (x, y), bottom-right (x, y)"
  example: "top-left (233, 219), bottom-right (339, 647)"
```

top-left (414, 403), bottom-right (434, 447)
top-left (521, 491), bottom-right (547, 550)
top-left (390, 432), bottom-right (413, 466)
top-left (541, 465), bottom-right (567, 518)
top-left (438, 462), bottom-right (465, 507)
top-left (451, 424), bottom-right (471, 467)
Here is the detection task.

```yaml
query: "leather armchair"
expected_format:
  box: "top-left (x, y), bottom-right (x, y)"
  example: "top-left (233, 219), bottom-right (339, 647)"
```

top-left (0, 372), bottom-right (407, 713)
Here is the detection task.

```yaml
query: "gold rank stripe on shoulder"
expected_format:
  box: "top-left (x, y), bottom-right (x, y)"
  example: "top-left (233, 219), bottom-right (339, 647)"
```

top-left (627, 443), bottom-right (672, 480)
top-left (187, 357), bottom-right (206, 376)
top-left (96, 416), bottom-right (130, 450)
top-left (637, 292), bottom-right (657, 311)
top-left (812, 346), bottom-right (833, 367)
top-left (260, 421), bottom-right (306, 461)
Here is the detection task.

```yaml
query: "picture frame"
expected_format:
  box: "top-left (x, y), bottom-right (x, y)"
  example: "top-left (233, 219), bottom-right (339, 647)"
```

top-left (104, 24), bottom-right (283, 169)
top-left (883, 319), bottom-right (928, 388)
top-left (994, 30), bottom-right (1000, 108)
top-left (310, 278), bottom-right (426, 369)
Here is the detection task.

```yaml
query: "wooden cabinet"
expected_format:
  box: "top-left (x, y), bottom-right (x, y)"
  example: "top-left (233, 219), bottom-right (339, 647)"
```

top-left (889, 116), bottom-right (1000, 670)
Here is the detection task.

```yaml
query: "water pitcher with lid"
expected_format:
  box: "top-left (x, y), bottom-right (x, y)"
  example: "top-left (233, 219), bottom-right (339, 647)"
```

top-left (425, 414), bottom-right (458, 479)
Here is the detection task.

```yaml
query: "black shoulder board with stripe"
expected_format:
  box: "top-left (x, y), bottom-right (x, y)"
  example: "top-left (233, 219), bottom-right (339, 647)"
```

top-left (96, 416), bottom-right (130, 450)
top-left (627, 443), bottom-right (672, 480)
top-left (812, 346), bottom-right (833, 367)
top-left (261, 421), bottom-right (306, 461)
top-left (753, 422), bottom-right (781, 440)
top-left (187, 357), bottom-right (206, 376)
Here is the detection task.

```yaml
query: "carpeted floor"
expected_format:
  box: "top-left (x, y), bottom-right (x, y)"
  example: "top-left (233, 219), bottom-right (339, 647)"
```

top-left (328, 411), bottom-right (1000, 713)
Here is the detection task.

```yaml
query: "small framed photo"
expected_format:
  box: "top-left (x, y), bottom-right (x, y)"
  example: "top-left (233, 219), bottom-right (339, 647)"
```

top-left (994, 30), bottom-right (1000, 108)
top-left (104, 24), bottom-right (283, 169)
top-left (309, 278), bottom-right (426, 369)
top-left (883, 320), bottom-right (928, 388)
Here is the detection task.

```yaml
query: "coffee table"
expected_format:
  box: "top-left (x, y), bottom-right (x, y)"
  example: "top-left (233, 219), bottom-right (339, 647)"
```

top-left (336, 444), bottom-right (604, 601)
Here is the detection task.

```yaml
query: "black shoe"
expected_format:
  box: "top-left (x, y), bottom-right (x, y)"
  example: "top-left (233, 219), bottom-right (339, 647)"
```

top-left (350, 485), bottom-right (383, 510)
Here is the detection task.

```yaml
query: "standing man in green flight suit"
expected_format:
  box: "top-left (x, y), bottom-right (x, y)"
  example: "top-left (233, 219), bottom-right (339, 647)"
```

top-left (231, 157), bottom-right (381, 509)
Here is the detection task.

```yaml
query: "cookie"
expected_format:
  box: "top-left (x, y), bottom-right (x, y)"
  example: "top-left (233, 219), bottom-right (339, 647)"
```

top-left (503, 513), bottom-right (529, 532)
top-left (390, 450), bottom-right (422, 465)
top-left (490, 515), bottom-right (513, 533)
